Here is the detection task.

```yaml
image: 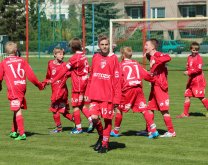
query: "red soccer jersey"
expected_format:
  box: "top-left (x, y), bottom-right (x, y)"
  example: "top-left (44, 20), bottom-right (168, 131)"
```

top-left (120, 59), bottom-right (154, 92)
top-left (86, 53), bottom-right (121, 104)
top-left (186, 53), bottom-right (206, 87)
top-left (0, 56), bottom-right (42, 100)
top-left (150, 51), bottom-right (171, 91)
top-left (45, 60), bottom-right (70, 103)
top-left (68, 51), bottom-right (89, 93)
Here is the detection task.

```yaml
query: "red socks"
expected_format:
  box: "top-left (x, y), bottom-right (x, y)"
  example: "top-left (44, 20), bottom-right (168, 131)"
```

top-left (12, 114), bottom-right (17, 132)
top-left (63, 112), bottom-right (73, 121)
top-left (202, 98), bottom-right (208, 110)
top-left (82, 107), bottom-right (91, 121)
top-left (183, 102), bottom-right (190, 115)
top-left (73, 110), bottom-right (82, 130)
top-left (16, 115), bottom-right (25, 135)
top-left (143, 111), bottom-right (156, 133)
top-left (163, 115), bottom-right (175, 133)
top-left (53, 112), bottom-right (61, 127)
top-left (102, 119), bottom-right (112, 147)
top-left (94, 119), bottom-right (103, 137)
top-left (113, 113), bottom-right (122, 134)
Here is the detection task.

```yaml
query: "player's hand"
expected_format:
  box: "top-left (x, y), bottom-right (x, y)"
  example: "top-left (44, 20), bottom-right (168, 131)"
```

top-left (184, 71), bottom-right (188, 76)
top-left (38, 82), bottom-right (45, 90)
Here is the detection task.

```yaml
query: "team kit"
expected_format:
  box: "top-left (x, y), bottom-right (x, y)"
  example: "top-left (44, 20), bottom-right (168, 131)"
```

top-left (0, 36), bottom-right (207, 154)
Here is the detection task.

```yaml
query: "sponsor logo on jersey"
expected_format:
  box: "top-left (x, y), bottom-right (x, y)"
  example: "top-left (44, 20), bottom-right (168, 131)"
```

top-left (11, 100), bottom-right (20, 107)
top-left (129, 80), bottom-right (141, 86)
top-left (115, 71), bottom-right (119, 78)
top-left (100, 59), bottom-right (107, 69)
top-left (93, 73), bottom-right (111, 80)
top-left (52, 69), bottom-right (56, 75)
top-left (139, 102), bottom-right (146, 109)
top-left (14, 80), bottom-right (26, 85)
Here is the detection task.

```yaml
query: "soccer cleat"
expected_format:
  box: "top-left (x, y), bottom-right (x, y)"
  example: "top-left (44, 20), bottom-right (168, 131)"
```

top-left (160, 131), bottom-right (176, 138)
top-left (93, 136), bottom-right (102, 151)
top-left (14, 134), bottom-right (26, 140)
top-left (176, 113), bottom-right (189, 118)
top-left (87, 122), bottom-right (94, 133)
top-left (98, 145), bottom-right (108, 153)
top-left (9, 132), bottom-right (18, 138)
top-left (136, 130), bottom-right (148, 136)
top-left (148, 131), bottom-right (159, 139)
top-left (70, 128), bottom-right (83, 134)
top-left (50, 127), bottom-right (62, 134)
top-left (110, 130), bottom-right (120, 137)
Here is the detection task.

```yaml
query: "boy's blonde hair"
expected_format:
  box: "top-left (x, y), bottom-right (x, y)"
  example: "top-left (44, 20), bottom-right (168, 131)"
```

top-left (120, 47), bottom-right (133, 59)
top-left (53, 47), bottom-right (64, 55)
top-left (5, 41), bottom-right (17, 55)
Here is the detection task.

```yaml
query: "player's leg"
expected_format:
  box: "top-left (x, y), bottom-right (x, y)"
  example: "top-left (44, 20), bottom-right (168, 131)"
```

top-left (51, 112), bottom-right (62, 133)
top-left (14, 109), bottom-right (26, 140)
top-left (160, 110), bottom-right (176, 138)
top-left (142, 110), bottom-right (159, 139)
top-left (177, 96), bottom-right (190, 118)
top-left (71, 107), bottom-right (83, 134)
top-left (110, 108), bottom-right (122, 137)
top-left (9, 113), bottom-right (18, 138)
top-left (81, 105), bottom-right (94, 133)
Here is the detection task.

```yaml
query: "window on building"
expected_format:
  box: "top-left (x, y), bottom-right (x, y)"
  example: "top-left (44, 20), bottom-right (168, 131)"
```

top-left (59, 14), bottom-right (65, 20)
top-left (180, 5), bottom-right (206, 17)
top-left (125, 7), bottom-right (143, 19)
top-left (51, 14), bottom-right (56, 20)
top-left (151, 8), bottom-right (165, 18)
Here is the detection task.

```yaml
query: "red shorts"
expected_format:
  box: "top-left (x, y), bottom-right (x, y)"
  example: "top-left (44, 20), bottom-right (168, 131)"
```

top-left (147, 85), bottom-right (169, 111)
top-left (119, 87), bottom-right (147, 113)
top-left (50, 100), bottom-right (70, 113)
top-left (89, 101), bottom-right (114, 119)
top-left (71, 92), bottom-right (90, 107)
top-left (184, 87), bottom-right (205, 98)
top-left (10, 98), bottom-right (27, 111)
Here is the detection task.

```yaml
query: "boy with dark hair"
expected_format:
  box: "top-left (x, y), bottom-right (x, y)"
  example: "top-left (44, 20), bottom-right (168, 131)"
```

top-left (144, 38), bottom-right (176, 138)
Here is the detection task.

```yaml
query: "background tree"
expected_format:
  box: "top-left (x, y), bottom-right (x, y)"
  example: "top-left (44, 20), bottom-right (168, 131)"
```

top-left (0, 0), bottom-right (25, 41)
top-left (85, 3), bottom-right (121, 44)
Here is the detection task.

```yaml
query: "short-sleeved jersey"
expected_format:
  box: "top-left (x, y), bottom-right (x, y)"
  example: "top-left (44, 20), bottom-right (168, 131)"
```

top-left (186, 54), bottom-right (206, 88)
top-left (120, 59), bottom-right (154, 92)
top-left (150, 51), bottom-right (171, 91)
top-left (45, 60), bottom-right (70, 103)
top-left (68, 51), bottom-right (89, 92)
top-left (0, 55), bottom-right (41, 100)
top-left (86, 53), bottom-right (121, 104)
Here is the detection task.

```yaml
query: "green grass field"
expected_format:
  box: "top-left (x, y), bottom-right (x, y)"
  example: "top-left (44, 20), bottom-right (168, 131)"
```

top-left (0, 56), bottom-right (208, 165)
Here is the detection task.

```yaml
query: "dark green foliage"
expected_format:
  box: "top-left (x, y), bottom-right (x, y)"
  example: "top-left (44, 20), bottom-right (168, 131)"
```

top-left (85, 3), bottom-right (121, 44)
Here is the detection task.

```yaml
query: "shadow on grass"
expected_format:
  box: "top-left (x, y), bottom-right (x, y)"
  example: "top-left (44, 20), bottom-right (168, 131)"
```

top-left (109, 141), bottom-right (126, 151)
top-left (25, 131), bottom-right (49, 137)
top-left (121, 129), bottom-right (167, 136)
top-left (189, 112), bottom-right (205, 117)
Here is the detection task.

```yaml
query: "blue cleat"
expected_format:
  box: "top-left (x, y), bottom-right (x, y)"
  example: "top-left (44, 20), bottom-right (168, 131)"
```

top-left (87, 122), bottom-right (94, 133)
top-left (148, 131), bottom-right (159, 139)
top-left (70, 128), bottom-right (83, 134)
top-left (110, 131), bottom-right (120, 137)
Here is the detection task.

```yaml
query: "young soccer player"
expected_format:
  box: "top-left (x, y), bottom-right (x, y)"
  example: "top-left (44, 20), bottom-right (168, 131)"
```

top-left (86, 35), bottom-right (121, 153)
top-left (43, 47), bottom-right (74, 133)
top-left (50, 38), bottom-right (93, 134)
top-left (0, 41), bottom-right (43, 140)
top-left (110, 47), bottom-right (159, 139)
top-left (144, 38), bottom-right (176, 138)
top-left (176, 42), bottom-right (208, 118)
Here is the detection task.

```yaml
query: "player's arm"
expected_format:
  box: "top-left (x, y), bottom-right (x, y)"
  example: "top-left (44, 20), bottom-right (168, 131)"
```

top-left (139, 64), bottom-right (155, 83)
top-left (151, 53), bottom-right (171, 70)
top-left (25, 62), bottom-right (44, 90)
top-left (112, 57), bottom-right (121, 105)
